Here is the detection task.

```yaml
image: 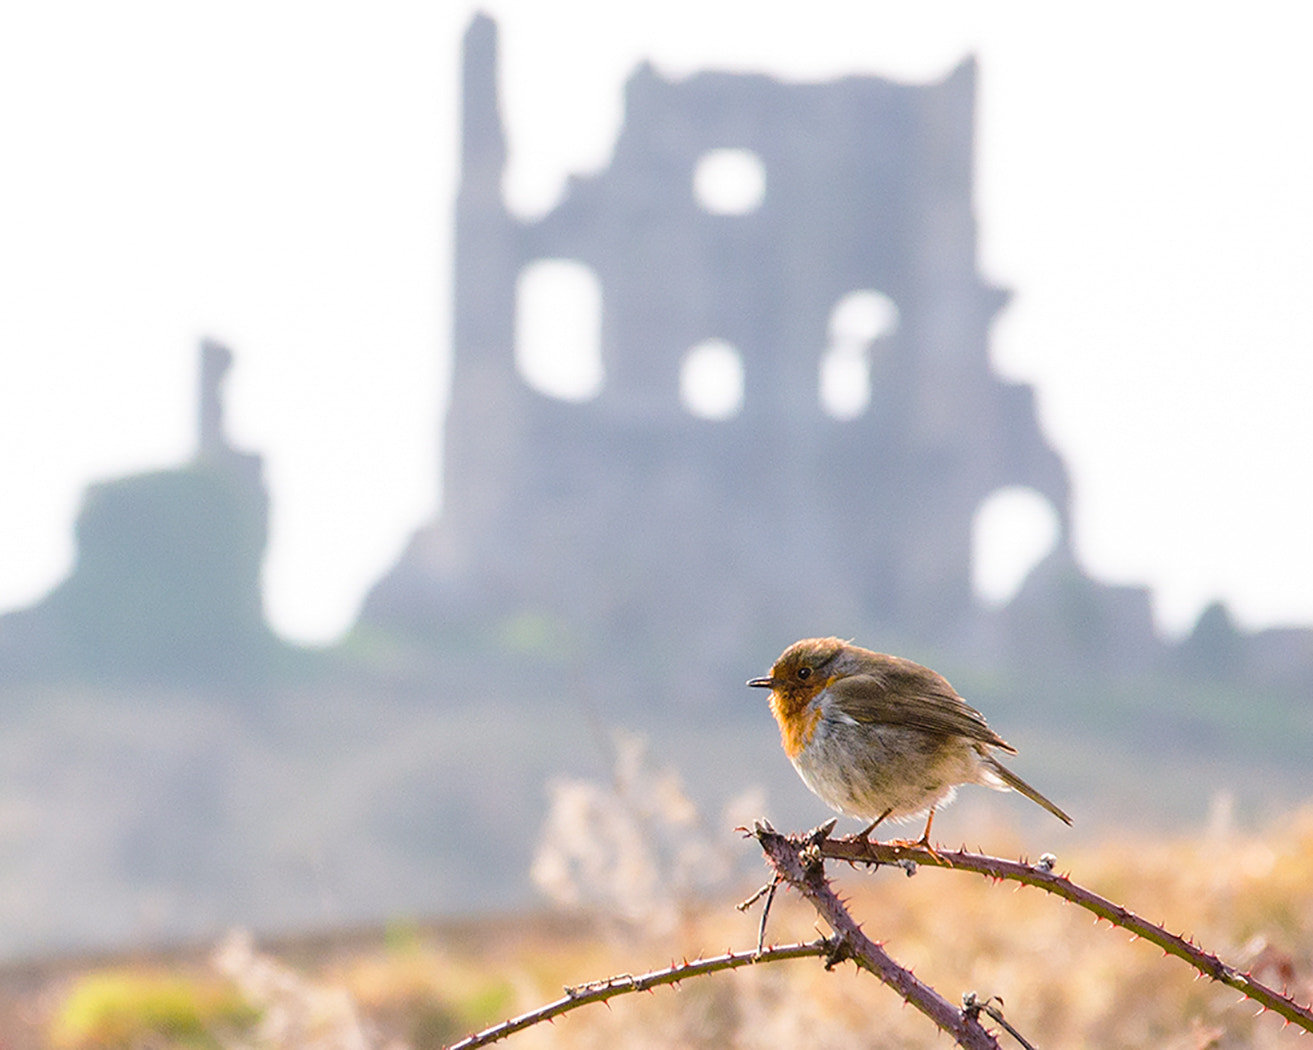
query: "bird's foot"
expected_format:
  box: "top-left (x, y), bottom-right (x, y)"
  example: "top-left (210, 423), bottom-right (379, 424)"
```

top-left (884, 809), bottom-right (952, 865)
top-left (883, 833), bottom-right (945, 863)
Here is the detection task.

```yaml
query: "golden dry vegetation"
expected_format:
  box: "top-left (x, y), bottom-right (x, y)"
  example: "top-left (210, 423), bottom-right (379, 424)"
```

top-left (9, 802), bottom-right (1311, 1050)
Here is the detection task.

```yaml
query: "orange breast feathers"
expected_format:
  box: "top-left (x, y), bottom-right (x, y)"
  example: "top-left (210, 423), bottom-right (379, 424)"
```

top-left (769, 687), bottom-right (826, 759)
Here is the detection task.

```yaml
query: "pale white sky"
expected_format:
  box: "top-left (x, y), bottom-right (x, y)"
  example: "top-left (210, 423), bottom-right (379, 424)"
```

top-left (1, 2), bottom-right (1311, 645)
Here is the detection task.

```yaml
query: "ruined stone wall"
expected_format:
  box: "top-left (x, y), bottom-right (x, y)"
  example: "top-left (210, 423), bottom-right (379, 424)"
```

top-left (362, 14), bottom-right (1085, 703)
top-left (364, 15), bottom-right (1313, 703)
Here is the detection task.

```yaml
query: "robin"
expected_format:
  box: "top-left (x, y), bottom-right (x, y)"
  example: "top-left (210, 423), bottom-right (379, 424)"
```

top-left (748, 637), bottom-right (1071, 846)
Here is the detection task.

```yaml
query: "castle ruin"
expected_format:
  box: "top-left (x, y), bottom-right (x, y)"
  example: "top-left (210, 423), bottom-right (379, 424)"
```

top-left (361, 15), bottom-right (1140, 706)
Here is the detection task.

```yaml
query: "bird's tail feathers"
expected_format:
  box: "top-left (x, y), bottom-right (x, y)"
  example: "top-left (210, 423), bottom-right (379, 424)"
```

top-left (982, 755), bottom-right (1072, 826)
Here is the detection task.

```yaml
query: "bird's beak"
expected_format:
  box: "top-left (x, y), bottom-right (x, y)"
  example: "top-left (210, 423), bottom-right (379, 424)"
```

top-left (747, 676), bottom-right (774, 689)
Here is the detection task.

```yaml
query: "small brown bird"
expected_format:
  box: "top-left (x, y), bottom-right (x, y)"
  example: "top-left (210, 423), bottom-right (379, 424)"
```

top-left (749, 637), bottom-right (1071, 845)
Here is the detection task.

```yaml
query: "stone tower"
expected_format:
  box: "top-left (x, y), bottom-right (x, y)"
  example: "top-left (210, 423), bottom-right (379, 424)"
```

top-left (0, 340), bottom-right (275, 684)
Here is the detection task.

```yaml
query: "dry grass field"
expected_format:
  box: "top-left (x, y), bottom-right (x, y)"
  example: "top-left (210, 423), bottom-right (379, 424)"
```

top-left (5, 794), bottom-right (1310, 1050)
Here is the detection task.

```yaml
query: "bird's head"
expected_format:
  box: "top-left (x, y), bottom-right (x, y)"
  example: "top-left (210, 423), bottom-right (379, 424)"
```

top-left (748, 636), bottom-right (849, 718)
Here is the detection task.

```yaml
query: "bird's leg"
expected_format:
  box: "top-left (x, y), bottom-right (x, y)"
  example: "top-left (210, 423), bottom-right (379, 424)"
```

top-left (914, 806), bottom-right (936, 848)
top-left (854, 807), bottom-right (894, 844)
top-left (887, 807), bottom-right (947, 862)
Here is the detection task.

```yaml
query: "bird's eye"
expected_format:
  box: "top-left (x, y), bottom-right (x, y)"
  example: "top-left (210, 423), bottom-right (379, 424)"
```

top-left (797, 667), bottom-right (811, 680)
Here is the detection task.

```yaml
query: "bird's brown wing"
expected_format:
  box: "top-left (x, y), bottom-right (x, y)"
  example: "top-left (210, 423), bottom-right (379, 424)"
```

top-left (825, 668), bottom-right (1015, 752)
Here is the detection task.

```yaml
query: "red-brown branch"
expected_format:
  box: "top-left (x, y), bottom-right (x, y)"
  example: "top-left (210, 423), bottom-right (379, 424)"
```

top-left (445, 939), bottom-right (834, 1050)
top-left (817, 833), bottom-right (1313, 1034)
top-left (753, 821), bottom-right (1003, 1049)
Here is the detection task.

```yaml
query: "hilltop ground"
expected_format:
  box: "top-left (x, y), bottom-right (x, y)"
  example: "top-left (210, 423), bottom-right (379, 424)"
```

top-left (7, 794), bottom-right (1312, 1049)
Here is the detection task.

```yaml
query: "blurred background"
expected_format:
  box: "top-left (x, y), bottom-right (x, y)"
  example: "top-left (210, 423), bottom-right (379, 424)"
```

top-left (0, 1), bottom-right (1311, 962)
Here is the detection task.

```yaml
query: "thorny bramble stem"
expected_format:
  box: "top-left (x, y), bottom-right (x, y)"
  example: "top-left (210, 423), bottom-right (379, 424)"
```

top-left (819, 833), bottom-right (1313, 1034)
top-left (753, 820), bottom-right (1002, 1050)
top-left (445, 939), bottom-right (835, 1050)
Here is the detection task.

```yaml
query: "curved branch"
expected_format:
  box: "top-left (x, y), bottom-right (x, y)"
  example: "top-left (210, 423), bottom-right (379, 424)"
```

top-left (817, 834), bottom-right (1313, 1034)
top-left (753, 821), bottom-right (1002, 1049)
top-left (445, 939), bottom-right (833, 1050)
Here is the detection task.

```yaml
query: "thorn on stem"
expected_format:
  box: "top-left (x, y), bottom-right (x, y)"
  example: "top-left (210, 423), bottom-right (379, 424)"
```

top-left (808, 817), bottom-right (839, 845)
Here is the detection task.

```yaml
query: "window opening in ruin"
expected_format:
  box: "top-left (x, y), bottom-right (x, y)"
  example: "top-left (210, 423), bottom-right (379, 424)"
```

top-left (692, 149), bottom-right (766, 215)
top-left (680, 339), bottom-right (745, 420)
top-left (514, 259), bottom-right (604, 401)
top-left (971, 486), bottom-right (1060, 606)
top-left (819, 289), bottom-right (898, 419)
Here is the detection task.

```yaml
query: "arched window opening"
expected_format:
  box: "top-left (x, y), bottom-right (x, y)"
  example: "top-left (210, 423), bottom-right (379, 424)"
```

top-left (680, 339), bottom-right (744, 420)
top-left (693, 149), bottom-right (766, 215)
top-left (971, 486), bottom-right (1061, 607)
top-left (515, 259), bottom-right (603, 401)
top-left (819, 289), bottom-right (899, 420)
